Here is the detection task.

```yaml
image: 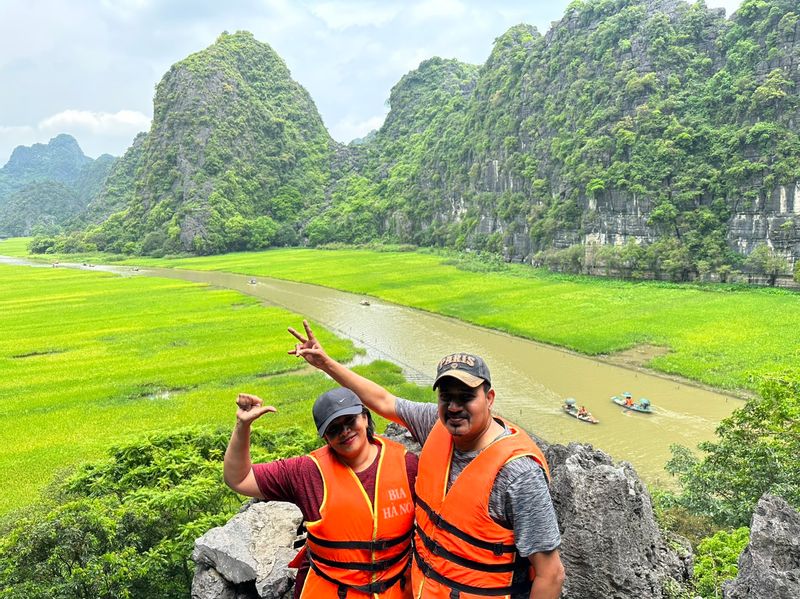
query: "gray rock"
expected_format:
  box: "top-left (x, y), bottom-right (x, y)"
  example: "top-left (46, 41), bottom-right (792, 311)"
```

top-left (382, 421), bottom-right (422, 453)
top-left (546, 443), bottom-right (689, 599)
top-left (723, 494), bottom-right (800, 599)
top-left (192, 501), bottom-right (302, 599)
top-left (191, 566), bottom-right (256, 599)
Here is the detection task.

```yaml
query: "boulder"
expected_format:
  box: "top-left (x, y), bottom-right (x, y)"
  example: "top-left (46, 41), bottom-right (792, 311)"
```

top-left (192, 501), bottom-right (302, 599)
top-left (723, 494), bottom-right (800, 599)
top-left (546, 442), bottom-right (690, 599)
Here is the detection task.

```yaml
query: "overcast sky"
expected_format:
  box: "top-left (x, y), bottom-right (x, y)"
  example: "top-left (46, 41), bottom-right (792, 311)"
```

top-left (0, 0), bottom-right (743, 165)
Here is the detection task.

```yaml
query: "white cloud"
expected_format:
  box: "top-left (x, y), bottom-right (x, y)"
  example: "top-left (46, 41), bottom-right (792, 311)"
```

top-left (38, 110), bottom-right (151, 135)
top-left (410, 0), bottom-right (466, 22)
top-left (310, 1), bottom-right (400, 30)
top-left (330, 113), bottom-right (387, 143)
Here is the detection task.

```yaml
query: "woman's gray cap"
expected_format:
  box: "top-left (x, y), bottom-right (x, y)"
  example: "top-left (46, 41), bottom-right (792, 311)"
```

top-left (313, 387), bottom-right (364, 437)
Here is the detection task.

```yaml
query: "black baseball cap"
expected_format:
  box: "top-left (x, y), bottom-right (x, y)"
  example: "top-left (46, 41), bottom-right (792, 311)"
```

top-left (432, 353), bottom-right (492, 389)
top-left (312, 387), bottom-right (364, 437)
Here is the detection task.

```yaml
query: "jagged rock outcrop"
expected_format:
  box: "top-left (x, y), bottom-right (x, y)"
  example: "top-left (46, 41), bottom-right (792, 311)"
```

top-left (723, 494), bottom-right (800, 599)
top-left (91, 30), bottom-right (334, 255)
top-left (547, 442), bottom-right (690, 598)
top-left (192, 429), bottom-right (691, 599)
top-left (192, 501), bottom-right (302, 599)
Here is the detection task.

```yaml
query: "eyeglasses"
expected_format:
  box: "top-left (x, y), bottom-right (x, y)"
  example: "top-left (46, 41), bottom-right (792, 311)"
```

top-left (325, 414), bottom-right (360, 438)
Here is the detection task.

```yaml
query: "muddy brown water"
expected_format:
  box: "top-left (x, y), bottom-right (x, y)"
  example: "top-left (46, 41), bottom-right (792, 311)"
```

top-left (4, 257), bottom-right (740, 485)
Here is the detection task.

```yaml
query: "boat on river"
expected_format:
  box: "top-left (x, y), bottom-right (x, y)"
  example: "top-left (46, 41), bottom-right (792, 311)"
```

top-left (611, 392), bottom-right (653, 413)
top-left (562, 398), bottom-right (599, 424)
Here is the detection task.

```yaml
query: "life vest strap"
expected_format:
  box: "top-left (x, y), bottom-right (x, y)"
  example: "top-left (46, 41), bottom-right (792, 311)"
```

top-left (413, 551), bottom-right (531, 597)
top-left (308, 553), bottom-right (409, 596)
top-left (307, 545), bottom-right (410, 572)
top-left (414, 526), bottom-right (517, 573)
top-left (417, 498), bottom-right (516, 555)
top-left (307, 528), bottom-right (413, 551)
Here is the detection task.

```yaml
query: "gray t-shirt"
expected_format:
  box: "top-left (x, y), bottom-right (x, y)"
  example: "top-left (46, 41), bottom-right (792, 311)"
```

top-left (395, 398), bottom-right (561, 562)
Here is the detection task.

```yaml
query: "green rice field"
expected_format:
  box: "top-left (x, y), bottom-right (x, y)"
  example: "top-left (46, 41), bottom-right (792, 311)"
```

top-left (3, 238), bottom-right (799, 392)
top-left (3, 239), bottom-right (799, 512)
top-left (0, 261), bottom-right (426, 515)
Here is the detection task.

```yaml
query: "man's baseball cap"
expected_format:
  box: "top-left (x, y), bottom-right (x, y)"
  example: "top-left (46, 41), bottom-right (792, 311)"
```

top-left (432, 353), bottom-right (492, 389)
top-left (312, 387), bottom-right (364, 437)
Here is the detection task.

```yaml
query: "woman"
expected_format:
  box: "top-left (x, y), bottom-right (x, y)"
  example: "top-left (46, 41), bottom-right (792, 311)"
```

top-left (223, 387), bottom-right (417, 598)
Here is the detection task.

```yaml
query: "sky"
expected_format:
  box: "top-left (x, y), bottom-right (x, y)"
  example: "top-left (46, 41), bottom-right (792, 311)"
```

top-left (0, 0), bottom-right (744, 165)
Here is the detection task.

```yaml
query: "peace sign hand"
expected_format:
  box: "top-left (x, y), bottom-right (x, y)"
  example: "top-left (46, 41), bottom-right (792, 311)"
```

top-left (288, 319), bottom-right (330, 370)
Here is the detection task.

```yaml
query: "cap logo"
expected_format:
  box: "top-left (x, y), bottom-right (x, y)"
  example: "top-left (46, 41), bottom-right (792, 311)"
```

top-left (438, 354), bottom-right (476, 369)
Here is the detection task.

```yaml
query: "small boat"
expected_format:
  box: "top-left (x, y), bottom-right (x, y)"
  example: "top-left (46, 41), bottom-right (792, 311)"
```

top-left (562, 398), bottom-right (599, 424)
top-left (611, 393), bottom-right (653, 413)
top-left (248, 279), bottom-right (257, 285)
top-left (359, 299), bottom-right (371, 306)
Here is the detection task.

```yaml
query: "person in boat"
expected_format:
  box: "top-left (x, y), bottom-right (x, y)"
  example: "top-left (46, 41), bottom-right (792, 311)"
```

top-left (577, 406), bottom-right (589, 418)
top-left (223, 387), bottom-right (418, 598)
top-left (288, 319), bottom-right (565, 599)
top-left (624, 395), bottom-right (634, 407)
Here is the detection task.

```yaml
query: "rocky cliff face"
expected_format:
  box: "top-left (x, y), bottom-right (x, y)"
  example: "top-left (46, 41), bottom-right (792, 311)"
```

top-left (723, 494), bottom-right (800, 599)
top-left (359, 0), bottom-right (800, 272)
top-left (93, 31), bottom-right (334, 255)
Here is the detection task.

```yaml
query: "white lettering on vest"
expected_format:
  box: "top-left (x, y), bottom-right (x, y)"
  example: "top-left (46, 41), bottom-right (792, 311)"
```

top-left (387, 487), bottom-right (408, 501)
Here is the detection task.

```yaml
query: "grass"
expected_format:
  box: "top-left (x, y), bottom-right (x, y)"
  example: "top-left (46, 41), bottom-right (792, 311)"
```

top-left (0, 262), bottom-right (429, 515)
top-left (5, 243), bottom-right (793, 393)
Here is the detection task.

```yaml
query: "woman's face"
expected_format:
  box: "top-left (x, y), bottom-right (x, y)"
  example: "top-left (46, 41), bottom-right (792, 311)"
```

top-left (324, 412), bottom-right (370, 457)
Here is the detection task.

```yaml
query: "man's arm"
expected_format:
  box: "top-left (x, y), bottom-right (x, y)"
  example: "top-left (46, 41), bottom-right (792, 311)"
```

top-left (223, 393), bottom-right (276, 498)
top-left (529, 549), bottom-right (565, 599)
top-left (288, 320), bottom-right (402, 424)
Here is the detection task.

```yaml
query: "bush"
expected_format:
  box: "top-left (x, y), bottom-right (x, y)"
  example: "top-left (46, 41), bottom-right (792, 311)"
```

top-left (666, 372), bottom-right (800, 527)
top-left (692, 528), bottom-right (750, 599)
top-left (0, 426), bottom-right (317, 599)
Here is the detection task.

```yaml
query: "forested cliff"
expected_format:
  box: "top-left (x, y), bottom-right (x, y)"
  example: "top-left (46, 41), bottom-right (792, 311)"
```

top-left (21, 0), bottom-right (800, 280)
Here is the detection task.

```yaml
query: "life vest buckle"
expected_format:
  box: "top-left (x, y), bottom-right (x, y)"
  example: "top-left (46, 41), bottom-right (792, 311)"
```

top-left (337, 585), bottom-right (347, 599)
top-left (492, 543), bottom-right (504, 556)
top-left (449, 589), bottom-right (460, 599)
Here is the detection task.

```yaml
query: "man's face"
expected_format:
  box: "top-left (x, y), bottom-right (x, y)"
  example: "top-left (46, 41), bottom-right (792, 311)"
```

top-left (436, 378), bottom-right (495, 442)
top-left (324, 412), bottom-right (369, 456)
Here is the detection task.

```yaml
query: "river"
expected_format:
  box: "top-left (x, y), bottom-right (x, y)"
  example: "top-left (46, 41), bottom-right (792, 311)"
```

top-left (3, 257), bottom-right (740, 485)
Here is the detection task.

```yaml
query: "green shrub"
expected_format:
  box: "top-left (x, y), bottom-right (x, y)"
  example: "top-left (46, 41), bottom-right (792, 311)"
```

top-left (0, 426), bottom-right (317, 599)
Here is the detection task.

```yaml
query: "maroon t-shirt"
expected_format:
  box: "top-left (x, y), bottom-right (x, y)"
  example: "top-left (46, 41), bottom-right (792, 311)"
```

top-left (252, 441), bottom-right (419, 598)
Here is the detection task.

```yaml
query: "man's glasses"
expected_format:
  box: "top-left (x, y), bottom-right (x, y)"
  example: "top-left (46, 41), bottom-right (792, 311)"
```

top-left (325, 414), bottom-right (360, 438)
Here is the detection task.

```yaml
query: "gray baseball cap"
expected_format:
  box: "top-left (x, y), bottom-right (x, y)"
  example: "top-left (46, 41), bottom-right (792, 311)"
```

top-left (312, 387), bottom-right (364, 437)
top-left (432, 353), bottom-right (492, 389)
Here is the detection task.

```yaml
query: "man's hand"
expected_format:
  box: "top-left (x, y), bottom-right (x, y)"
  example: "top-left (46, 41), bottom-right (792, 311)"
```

top-left (236, 393), bottom-right (276, 424)
top-left (288, 319), bottom-right (330, 370)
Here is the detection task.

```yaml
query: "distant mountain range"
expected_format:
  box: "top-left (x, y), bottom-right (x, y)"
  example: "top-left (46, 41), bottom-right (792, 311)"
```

top-left (0, 134), bottom-right (115, 237)
top-left (4, 0), bottom-right (799, 281)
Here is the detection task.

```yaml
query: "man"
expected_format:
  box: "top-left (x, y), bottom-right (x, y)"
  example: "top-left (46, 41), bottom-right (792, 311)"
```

top-left (289, 320), bottom-right (565, 599)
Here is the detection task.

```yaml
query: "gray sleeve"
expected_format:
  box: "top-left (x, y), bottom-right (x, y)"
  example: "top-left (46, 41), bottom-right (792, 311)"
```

top-left (489, 457), bottom-right (561, 557)
top-left (394, 398), bottom-right (438, 446)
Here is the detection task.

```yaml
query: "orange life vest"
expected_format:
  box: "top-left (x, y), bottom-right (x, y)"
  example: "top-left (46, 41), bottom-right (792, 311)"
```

top-left (301, 436), bottom-right (415, 599)
top-left (412, 418), bottom-right (550, 599)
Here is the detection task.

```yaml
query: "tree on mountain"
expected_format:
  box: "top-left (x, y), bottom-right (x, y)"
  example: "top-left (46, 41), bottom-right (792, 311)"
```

top-left (744, 244), bottom-right (789, 286)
